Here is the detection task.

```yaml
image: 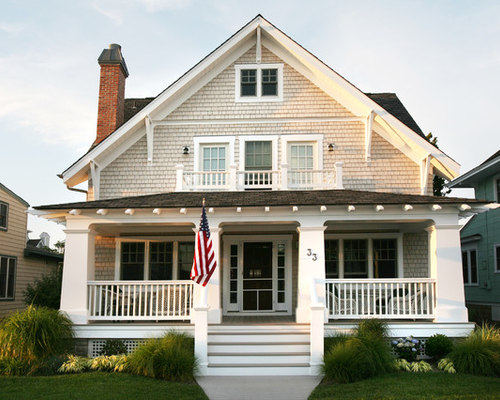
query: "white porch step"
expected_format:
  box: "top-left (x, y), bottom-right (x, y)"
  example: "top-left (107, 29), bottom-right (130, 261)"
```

top-left (205, 324), bottom-right (313, 376)
top-left (208, 343), bottom-right (310, 353)
top-left (205, 364), bottom-right (312, 376)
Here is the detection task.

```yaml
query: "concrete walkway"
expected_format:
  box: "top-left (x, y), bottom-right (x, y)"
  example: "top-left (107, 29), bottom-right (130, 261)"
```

top-left (196, 376), bottom-right (322, 400)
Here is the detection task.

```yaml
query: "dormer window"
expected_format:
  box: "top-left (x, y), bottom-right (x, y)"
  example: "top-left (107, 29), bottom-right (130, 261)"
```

top-left (235, 64), bottom-right (283, 102)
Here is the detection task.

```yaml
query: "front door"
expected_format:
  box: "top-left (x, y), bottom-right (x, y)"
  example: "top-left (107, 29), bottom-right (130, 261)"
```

top-left (223, 236), bottom-right (292, 315)
top-left (243, 242), bottom-right (273, 311)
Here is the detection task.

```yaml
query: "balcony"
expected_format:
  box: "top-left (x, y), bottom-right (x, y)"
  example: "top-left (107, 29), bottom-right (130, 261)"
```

top-left (176, 162), bottom-right (344, 191)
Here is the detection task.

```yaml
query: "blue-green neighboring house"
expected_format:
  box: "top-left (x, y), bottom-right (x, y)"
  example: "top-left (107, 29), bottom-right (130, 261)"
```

top-left (449, 150), bottom-right (500, 322)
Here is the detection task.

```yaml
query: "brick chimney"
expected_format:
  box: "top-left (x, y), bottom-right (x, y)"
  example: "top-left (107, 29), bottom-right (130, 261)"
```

top-left (94, 43), bottom-right (129, 146)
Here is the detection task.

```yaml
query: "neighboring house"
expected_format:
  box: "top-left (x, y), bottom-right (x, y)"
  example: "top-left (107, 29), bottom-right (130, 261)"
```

top-left (0, 183), bottom-right (63, 318)
top-left (35, 16), bottom-right (489, 375)
top-left (449, 150), bottom-right (500, 322)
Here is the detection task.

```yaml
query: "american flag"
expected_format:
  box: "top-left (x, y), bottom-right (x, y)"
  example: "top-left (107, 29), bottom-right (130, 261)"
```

top-left (190, 202), bottom-right (216, 286)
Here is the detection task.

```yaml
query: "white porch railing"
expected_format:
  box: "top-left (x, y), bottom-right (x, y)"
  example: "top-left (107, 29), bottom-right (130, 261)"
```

top-left (176, 162), bottom-right (344, 191)
top-left (87, 280), bottom-right (194, 321)
top-left (287, 169), bottom-right (335, 189)
top-left (325, 279), bottom-right (436, 319)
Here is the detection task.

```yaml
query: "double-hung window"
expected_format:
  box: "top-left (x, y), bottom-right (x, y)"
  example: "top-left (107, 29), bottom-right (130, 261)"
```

top-left (119, 240), bottom-right (194, 281)
top-left (0, 256), bottom-right (16, 300)
top-left (0, 202), bottom-right (7, 231)
top-left (235, 64), bottom-right (283, 102)
top-left (462, 245), bottom-right (478, 285)
top-left (244, 141), bottom-right (273, 188)
top-left (325, 236), bottom-right (400, 279)
top-left (288, 142), bottom-right (315, 187)
top-left (201, 145), bottom-right (227, 187)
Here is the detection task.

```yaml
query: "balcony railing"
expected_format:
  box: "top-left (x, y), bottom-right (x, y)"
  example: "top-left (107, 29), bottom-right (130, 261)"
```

top-left (88, 280), bottom-right (194, 321)
top-left (325, 279), bottom-right (436, 320)
top-left (176, 162), bottom-right (344, 191)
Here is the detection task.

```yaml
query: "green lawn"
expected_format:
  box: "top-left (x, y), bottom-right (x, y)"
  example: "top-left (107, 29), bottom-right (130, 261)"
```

top-left (0, 372), bottom-right (208, 400)
top-left (309, 372), bottom-right (500, 400)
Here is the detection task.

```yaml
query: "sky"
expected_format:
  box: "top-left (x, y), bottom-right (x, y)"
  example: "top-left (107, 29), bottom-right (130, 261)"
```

top-left (1, 0), bottom-right (499, 246)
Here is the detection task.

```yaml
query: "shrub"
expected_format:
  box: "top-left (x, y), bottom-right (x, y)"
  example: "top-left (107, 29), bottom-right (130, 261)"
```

top-left (410, 360), bottom-right (432, 373)
top-left (449, 324), bottom-right (500, 377)
top-left (58, 355), bottom-right (91, 374)
top-left (127, 331), bottom-right (196, 381)
top-left (23, 268), bottom-right (62, 310)
top-left (0, 306), bottom-right (73, 364)
top-left (391, 336), bottom-right (422, 361)
top-left (325, 332), bottom-right (350, 354)
top-left (322, 338), bottom-right (376, 383)
top-left (359, 335), bottom-right (394, 374)
top-left (31, 355), bottom-right (67, 376)
top-left (425, 334), bottom-right (454, 360)
top-left (437, 358), bottom-right (456, 374)
top-left (89, 355), bottom-right (128, 372)
top-left (0, 358), bottom-right (32, 376)
top-left (100, 339), bottom-right (127, 356)
top-left (355, 319), bottom-right (389, 341)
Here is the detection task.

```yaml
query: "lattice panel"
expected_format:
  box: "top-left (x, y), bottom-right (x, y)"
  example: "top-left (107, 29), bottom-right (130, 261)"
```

top-left (89, 339), bottom-right (146, 358)
top-left (389, 338), bottom-right (429, 358)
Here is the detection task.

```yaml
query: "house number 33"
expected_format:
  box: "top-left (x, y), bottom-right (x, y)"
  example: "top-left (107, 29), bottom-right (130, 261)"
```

top-left (307, 249), bottom-right (317, 261)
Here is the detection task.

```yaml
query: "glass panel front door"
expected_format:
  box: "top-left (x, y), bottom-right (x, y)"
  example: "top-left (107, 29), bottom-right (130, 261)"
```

top-left (243, 242), bottom-right (273, 311)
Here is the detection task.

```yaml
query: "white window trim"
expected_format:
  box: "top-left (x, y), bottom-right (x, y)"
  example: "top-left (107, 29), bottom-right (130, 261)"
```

top-left (193, 136), bottom-right (235, 172)
top-left (0, 201), bottom-right (8, 231)
top-left (325, 233), bottom-right (404, 279)
top-left (234, 63), bottom-right (284, 102)
top-left (461, 244), bottom-right (479, 286)
top-left (281, 134), bottom-right (324, 170)
top-left (114, 237), bottom-right (194, 281)
top-left (238, 135), bottom-right (279, 171)
top-left (494, 243), bottom-right (500, 273)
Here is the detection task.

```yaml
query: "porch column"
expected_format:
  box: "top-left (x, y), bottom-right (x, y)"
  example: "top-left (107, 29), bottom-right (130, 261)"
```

top-left (296, 226), bottom-right (327, 323)
top-left (192, 226), bottom-right (222, 324)
top-left (60, 228), bottom-right (95, 324)
top-left (427, 224), bottom-right (468, 322)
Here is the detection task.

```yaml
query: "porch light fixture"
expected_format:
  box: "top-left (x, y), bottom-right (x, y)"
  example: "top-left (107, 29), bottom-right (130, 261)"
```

top-left (431, 204), bottom-right (442, 211)
top-left (459, 204), bottom-right (471, 211)
top-left (96, 209), bottom-right (108, 215)
top-left (182, 146), bottom-right (190, 154)
top-left (347, 205), bottom-right (355, 212)
top-left (375, 205), bottom-right (384, 212)
top-left (328, 143), bottom-right (336, 151)
top-left (68, 209), bottom-right (81, 215)
top-left (124, 208), bottom-right (135, 215)
top-left (403, 204), bottom-right (413, 211)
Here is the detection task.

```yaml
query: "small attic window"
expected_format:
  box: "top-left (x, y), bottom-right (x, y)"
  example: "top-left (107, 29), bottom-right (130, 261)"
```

top-left (235, 64), bottom-right (283, 102)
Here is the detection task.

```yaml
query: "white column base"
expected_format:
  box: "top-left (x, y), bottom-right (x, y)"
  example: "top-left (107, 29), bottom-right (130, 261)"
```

top-left (296, 307), bottom-right (311, 323)
top-left (208, 308), bottom-right (222, 324)
top-left (434, 305), bottom-right (469, 323)
top-left (62, 309), bottom-right (89, 325)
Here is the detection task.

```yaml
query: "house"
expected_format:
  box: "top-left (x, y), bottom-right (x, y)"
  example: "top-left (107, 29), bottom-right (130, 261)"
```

top-left (34, 15), bottom-right (489, 376)
top-left (0, 183), bottom-right (63, 318)
top-left (449, 150), bottom-right (500, 322)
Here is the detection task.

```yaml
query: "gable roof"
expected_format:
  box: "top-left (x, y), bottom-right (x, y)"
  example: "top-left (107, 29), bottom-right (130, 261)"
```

top-left (35, 189), bottom-right (485, 211)
top-left (0, 182), bottom-right (29, 207)
top-left (449, 149), bottom-right (500, 188)
top-left (61, 15), bottom-right (460, 188)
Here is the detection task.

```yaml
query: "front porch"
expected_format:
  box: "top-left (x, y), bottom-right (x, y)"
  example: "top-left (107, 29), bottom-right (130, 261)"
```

top-left (49, 191), bottom-right (478, 375)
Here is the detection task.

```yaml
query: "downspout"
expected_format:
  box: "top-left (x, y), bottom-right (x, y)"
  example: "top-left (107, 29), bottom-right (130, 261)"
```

top-left (56, 174), bottom-right (88, 194)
